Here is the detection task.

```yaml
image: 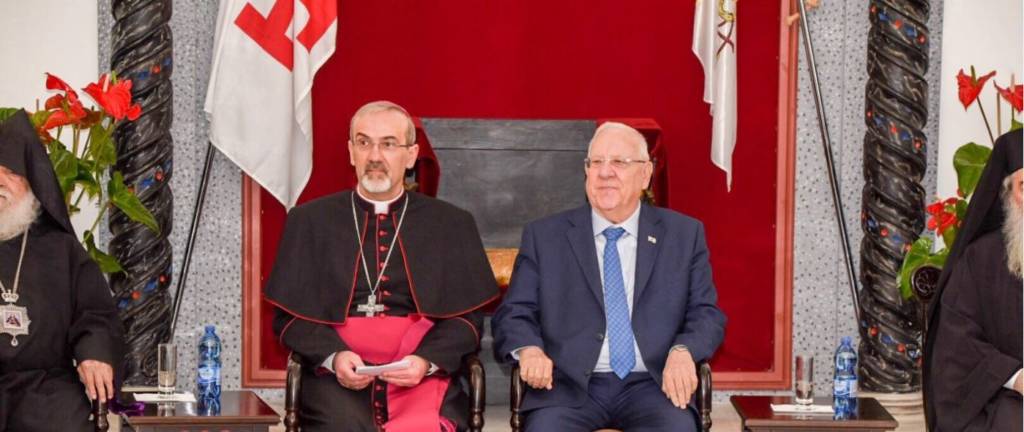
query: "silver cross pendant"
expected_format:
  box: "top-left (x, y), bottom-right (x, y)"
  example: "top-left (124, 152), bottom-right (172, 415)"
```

top-left (356, 294), bottom-right (385, 317)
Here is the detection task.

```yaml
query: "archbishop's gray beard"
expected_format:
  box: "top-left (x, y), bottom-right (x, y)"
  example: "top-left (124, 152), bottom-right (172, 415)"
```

top-left (360, 162), bottom-right (392, 193)
top-left (0, 190), bottom-right (40, 241)
top-left (1004, 195), bottom-right (1023, 279)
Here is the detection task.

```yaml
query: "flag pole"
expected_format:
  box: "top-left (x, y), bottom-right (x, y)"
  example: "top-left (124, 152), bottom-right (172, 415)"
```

top-left (169, 143), bottom-right (216, 338)
top-left (796, 0), bottom-right (861, 322)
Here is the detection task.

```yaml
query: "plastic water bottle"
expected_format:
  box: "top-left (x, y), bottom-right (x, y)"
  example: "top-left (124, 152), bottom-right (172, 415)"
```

top-left (197, 325), bottom-right (222, 415)
top-left (833, 336), bottom-right (858, 419)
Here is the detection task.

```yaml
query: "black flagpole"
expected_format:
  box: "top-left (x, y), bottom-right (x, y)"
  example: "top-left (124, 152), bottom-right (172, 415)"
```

top-left (169, 143), bottom-right (216, 338)
top-left (796, 0), bottom-right (861, 322)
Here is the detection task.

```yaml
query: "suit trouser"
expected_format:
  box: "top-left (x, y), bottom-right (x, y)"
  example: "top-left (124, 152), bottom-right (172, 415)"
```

top-left (524, 372), bottom-right (697, 432)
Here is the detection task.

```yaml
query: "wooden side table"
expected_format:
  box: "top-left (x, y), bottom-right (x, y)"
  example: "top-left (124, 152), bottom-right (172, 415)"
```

top-left (121, 390), bottom-right (280, 432)
top-left (731, 396), bottom-right (899, 431)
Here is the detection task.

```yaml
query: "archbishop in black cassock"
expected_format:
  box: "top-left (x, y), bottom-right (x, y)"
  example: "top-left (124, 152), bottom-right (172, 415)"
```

top-left (266, 191), bottom-right (500, 430)
top-left (265, 101), bottom-right (499, 432)
top-left (0, 110), bottom-right (124, 431)
top-left (924, 129), bottom-right (1023, 431)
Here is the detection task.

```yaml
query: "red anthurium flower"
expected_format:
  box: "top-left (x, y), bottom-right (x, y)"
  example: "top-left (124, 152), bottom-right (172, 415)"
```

top-left (83, 74), bottom-right (142, 121)
top-left (957, 68), bottom-right (996, 109)
top-left (42, 109), bottom-right (79, 130)
top-left (41, 73), bottom-right (88, 130)
top-left (44, 94), bottom-right (65, 110)
top-left (45, 73), bottom-right (74, 93)
top-left (937, 213), bottom-right (958, 235)
top-left (926, 201), bottom-right (944, 215)
top-left (995, 83), bottom-right (1023, 112)
top-left (41, 95), bottom-right (87, 131)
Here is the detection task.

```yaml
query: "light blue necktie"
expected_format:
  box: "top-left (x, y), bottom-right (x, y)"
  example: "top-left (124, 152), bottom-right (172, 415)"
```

top-left (602, 227), bottom-right (636, 379)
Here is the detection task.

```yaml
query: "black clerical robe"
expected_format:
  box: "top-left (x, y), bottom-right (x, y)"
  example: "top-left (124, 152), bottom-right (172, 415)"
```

top-left (928, 231), bottom-right (1022, 431)
top-left (0, 223), bottom-right (124, 432)
top-left (265, 191), bottom-right (499, 431)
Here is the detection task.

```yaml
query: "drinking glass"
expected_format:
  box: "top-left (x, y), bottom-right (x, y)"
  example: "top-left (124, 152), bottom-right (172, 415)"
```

top-left (157, 343), bottom-right (177, 395)
top-left (795, 354), bottom-right (814, 406)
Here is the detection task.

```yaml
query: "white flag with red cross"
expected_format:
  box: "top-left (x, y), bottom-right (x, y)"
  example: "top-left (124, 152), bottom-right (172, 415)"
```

top-left (204, 0), bottom-right (337, 209)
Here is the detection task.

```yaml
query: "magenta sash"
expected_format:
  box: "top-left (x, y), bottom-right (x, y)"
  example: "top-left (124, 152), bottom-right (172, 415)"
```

top-left (334, 315), bottom-right (453, 432)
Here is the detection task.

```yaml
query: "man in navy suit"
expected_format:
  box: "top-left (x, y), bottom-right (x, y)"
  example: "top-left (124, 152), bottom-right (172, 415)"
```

top-left (492, 122), bottom-right (727, 431)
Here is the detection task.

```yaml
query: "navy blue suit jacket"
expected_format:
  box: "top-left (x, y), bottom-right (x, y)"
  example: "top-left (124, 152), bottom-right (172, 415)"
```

top-left (492, 203), bottom-right (727, 411)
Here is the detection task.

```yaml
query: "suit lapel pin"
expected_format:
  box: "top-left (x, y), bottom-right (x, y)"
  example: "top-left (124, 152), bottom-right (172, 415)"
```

top-left (647, 236), bottom-right (657, 244)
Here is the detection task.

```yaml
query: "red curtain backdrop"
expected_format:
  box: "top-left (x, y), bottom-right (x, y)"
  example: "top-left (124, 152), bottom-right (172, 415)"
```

top-left (257, 0), bottom-right (784, 376)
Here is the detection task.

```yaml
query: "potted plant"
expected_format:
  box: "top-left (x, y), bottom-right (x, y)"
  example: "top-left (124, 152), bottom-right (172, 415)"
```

top-left (898, 66), bottom-right (1022, 301)
top-left (0, 73), bottom-right (158, 273)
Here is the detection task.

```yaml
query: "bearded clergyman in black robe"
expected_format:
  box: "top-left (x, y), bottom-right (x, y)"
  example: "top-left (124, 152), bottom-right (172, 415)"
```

top-left (924, 129), bottom-right (1023, 431)
top-left (0, 110), bottom-right (124, 431)
top-left (264, 101), bottom-right (499, 432)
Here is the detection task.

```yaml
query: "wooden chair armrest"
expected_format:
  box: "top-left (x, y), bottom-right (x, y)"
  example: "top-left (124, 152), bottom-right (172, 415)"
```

top-left (285, 352), bottom-right (302, 432)
top-left (93, 398), bottom-right (109, 432)
top-left (466, 353), bottom-right (486, 432)
top-left (697, 360), bottom-right (712, 432)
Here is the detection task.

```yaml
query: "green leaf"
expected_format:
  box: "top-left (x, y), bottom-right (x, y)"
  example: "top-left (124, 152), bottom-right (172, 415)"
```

top-left (942, 226), bottom-right (958, 252)
top-left (899, 237), bottom-right (934, 300)
top-left (83, 231), bottom-right (124, 274)
top-left (1012, 118), bottom-right (1023, 132)
top-left (953, 142), bottom-right (992, 198)
top-left (30, 110), bottom-right (51, 129)
top-left (87, 124), bottom-right (116, 169)
top-left (954, 199), bottom-right (968, 221)
top-left (0, 108), bottom-right (20, 123)
top-left (108, 172), bottom-right (160, 233)
top-left (74, 168), bottom-right (101, 200)
top-left (47, 142), bottom-right (79, 198)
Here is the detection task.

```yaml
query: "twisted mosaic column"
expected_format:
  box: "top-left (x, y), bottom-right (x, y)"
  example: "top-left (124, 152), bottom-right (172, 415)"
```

top-left (108, 0), bottom-right (175, 386)
top-left (859, 0), bottom-right (930, 393)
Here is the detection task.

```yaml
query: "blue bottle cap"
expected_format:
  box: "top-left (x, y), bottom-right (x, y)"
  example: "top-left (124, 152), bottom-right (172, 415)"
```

top-left (205, 325), bottom-right (216, 334)
top-left (841, 336), bottom-right (852, 345)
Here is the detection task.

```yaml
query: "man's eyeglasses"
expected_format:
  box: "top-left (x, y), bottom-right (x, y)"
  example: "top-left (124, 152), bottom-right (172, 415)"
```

top-left (352, 137), bottom-right (415, 152)
top-left (584, 157), bottom-right (650, 170)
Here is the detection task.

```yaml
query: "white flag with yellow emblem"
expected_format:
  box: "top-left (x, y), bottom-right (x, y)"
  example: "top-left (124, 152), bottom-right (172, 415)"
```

top-left (692, 0), bottom-right (738, 190)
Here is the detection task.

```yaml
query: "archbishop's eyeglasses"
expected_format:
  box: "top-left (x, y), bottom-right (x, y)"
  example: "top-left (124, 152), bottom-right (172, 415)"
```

top-left (351, 136), bottom-right (415, 153)
top-left (583, 157), bottom-right (651, 170)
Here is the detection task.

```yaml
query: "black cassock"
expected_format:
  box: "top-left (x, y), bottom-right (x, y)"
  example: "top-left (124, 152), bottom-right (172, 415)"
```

top-left (0, 223), bottom-right (125, 431)
top-left (928, 232), bottom-right (1022, 431)
top-left (265, 191), bottom-right (499, 431)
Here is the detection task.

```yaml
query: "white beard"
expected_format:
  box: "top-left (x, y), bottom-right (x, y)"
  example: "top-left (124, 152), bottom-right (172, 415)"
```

top-left (1003, 195), bottom-right (1023, 279)
top-left (360, 175), bottom-right (392, 194)
top-left (0, 191), bottom-right (41, 241)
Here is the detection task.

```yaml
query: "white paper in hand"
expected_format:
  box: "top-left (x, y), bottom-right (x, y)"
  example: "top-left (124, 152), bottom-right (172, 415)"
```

top-left (356, 359), bottom-right (412, 376)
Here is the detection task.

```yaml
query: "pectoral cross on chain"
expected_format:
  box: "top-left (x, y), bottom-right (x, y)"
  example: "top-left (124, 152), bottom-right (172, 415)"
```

top-left (357, 294), bottom-right (385, 317)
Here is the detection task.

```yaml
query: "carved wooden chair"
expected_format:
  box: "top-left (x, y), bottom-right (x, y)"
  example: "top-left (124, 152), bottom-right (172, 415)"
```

top-left (509, 361), bottom-right (713, 432)
top-left (284, 352), bottom-right (487, 432)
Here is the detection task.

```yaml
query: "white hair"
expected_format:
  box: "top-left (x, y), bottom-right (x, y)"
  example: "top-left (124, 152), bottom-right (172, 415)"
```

top-left (349, 100), bottom-right (417, 146)
top-left (1002, 169), bottom-right (1023, 278)
top-left (587, 122), bottom-right (649, 159)
top-left (0, 189), bottom-right (40, 241)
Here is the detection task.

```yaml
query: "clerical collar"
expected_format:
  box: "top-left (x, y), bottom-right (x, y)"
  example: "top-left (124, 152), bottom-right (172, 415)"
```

top-left (354, 189), bottom-right (406, 215)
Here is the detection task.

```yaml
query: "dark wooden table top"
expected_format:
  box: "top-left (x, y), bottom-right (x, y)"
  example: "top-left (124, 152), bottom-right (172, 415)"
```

top-left (730, 396), bottom-right (899, 430)
top-left (122, 390), bottom-right (280, 426)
